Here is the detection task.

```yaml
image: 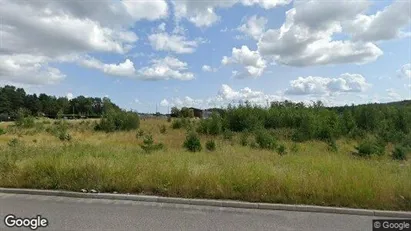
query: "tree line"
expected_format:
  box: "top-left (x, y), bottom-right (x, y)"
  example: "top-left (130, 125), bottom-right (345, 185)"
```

top-left (0, 85), bottom-right (121, 120)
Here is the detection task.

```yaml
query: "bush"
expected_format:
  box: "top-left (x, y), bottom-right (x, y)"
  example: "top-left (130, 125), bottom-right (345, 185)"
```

top-left (392, 146), bottom-right (407, 161)
top-left (136, 129), bottom-right (145, 139)
top-left (159, 125), bottom-right (167, 134)
top-left (223, 130), bottom-right (234, 140)
top-left (183, 131), bottom-right (202, 152)
top-left (354, 137), bottom-right (385, 157)
top-left (95, 109), bottom-right (140, 132)
top-left (167, 117), bottom-right (172, 123)
top-left (239, 132), bottom-right (249, 146)
top-left (255, 130), bottom-right (277, 150)
top-left (140, 135), bottom-right (164, 153)
top-left (171, 119), bottom-right (187, 129)
top-left (0, 127), bottom-right (5, 135)
top-left (327, 139), bottom-right (338, 152)
top-left (206, 140), bottom-right (216, 151)
top-left (15, 108), bottom-right (35, 128)
top-left (277, 144), bottom-right (287, 155)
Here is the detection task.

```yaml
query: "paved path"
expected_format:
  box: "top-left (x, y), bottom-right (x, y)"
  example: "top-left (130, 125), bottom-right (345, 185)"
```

top-left (0, 193), bottom-right (387, 231)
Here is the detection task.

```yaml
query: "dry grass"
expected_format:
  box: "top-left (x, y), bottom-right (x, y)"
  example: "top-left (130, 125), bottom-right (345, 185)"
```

top-left (0, 118), bottom-right (410, 211)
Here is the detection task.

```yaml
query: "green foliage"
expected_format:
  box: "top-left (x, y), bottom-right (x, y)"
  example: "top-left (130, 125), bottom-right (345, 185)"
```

top-left (136, 129), bottom-right (145, 139)
top-left (0, 127), bottom-right (5, 135)
top-left (95, 109), bottom-right (140, 132)
top-left (223, 130), bottom-right (234, 140)
top-left (198, 112), bottom-right (223, 135)
top-left (277, 144), bottom-right (287, 155)
top-left (255, 130), bottom-right (277, 150)
top-left (183, 131), bottom-right (202, 152)
top-left (167, 117), bottom-right (172, 122)
top-left (180, 107), bottom-right (194, 118)
top-left (327, 139), bottom-right (338, 152)
top-left (159, 125), bottom-right (167, 134)
top-left (171, 118), bottom-right (191, 129)
top-left (205, 140), bottom-right (216, 151)
top-left (354, 137), bottom-right (385, 157)
top-left (239, 132), bottom-right (249, 146)
top-left (140, 135), bottom-right (164, 153)
top-left (392, 146), bottom-right (407, 161)
top-left (15, 108), bottom-right (35, 128)
top-left (290, 143), bottom-right (299, 153)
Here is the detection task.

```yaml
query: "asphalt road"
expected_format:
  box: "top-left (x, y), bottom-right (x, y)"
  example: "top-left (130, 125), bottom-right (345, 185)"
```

top-left (0, 193), bottom-right (388, 231)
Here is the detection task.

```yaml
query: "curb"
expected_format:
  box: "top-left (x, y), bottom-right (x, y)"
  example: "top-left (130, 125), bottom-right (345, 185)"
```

top-left (0, 188), bottom-right (410, 218)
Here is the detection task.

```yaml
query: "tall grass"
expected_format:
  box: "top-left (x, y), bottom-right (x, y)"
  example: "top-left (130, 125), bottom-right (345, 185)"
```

top-left (0, 118), bottom-right (410, 211)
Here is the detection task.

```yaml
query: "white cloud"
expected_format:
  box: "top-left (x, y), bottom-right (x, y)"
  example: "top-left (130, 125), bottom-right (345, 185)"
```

top-left (148, 32), bottom-right (200, 54)
top-left (257, 0), bottom-right (383, 66)
top-left (238, 15), bottom-right (267, 40)
top-left (138, 56), bottom-right (194, 81)
top-left (67, 93), bottom-right (74, 100)
top-left (0, 54), bottom-right (66, 85)
top-left (397, 63), bottom-right (411, 79)
top-left (222, 46), bottom-right (267, 78)
top-left (202, 65), bottom-right (217, 72)
top-left (172, 0), bottom-right (291, 27)
top-left (285, 73), bottom-right (371, 95)
top-left (80, 58), bottom-right (136, 77)
top-left (160, 99), bottom-right (170, 107)
top-left (344, 0), bottom-right (411, 42)
top-left (122, 0), bottom-right (168, 21)
top-left (386, 88), bottom-right (402, 101)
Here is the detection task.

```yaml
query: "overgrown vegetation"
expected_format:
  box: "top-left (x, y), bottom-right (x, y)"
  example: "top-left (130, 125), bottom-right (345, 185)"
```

top-left (183, 131), bottom-right (202, 152)
top-left (206, 140), bottom-right (216, 151)
top-left (94, 107), bottom-right (140, 132)
top-left (140, 135), bottom-right (164, 153)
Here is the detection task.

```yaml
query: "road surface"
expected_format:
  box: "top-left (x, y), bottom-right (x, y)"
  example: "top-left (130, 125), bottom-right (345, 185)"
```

top-left (0, 193), bottom-right (387, 231)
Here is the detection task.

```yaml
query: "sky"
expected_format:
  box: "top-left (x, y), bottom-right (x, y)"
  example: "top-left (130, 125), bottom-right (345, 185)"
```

top-left (0, 0), bottom-right (410, 113)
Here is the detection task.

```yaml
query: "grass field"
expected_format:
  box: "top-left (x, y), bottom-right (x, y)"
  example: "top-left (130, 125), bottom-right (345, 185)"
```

top-left (0, 118), bottom-right (410, 211)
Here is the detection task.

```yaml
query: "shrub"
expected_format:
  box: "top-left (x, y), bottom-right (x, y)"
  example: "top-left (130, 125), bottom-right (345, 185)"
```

top-left (0, 127), bottom-right (5, 135)
top-left (159, 125), bottom-right (167, 134)
top-left (239, 132), bottom-right (249, 146)
top-left (290, 142), bottom-right (299, 153)
top-left (327, 139), bottom-right (338, 153)
top-left (95, 109), bottom-right (140, 132)
top-left (277, 144), bottom-right (287, 155)
top-left (136, 129), bottom-right (145, 138)
top-left (354, 137), bottom-right (385, 157)
top-left (206, 140), bottom-right (216, 151)
top-left (140, 135), bottom-right (164, 153)
top-left (167, 117), bottom-right (172, 123)
top-left (15, 108), bottom-right (35, 128)
top-left (255, 130), bottom-right (277, 150)
top-left (223, 130), bottom-right (234, 140)
top-left (392, 146), bottom-right (407, 161)
top-left (172, 119), bottom-right (183, 129)
top-left (183, 131), bottom-right (202, 152)
top-left (208, 113), bottom-right (223, 135)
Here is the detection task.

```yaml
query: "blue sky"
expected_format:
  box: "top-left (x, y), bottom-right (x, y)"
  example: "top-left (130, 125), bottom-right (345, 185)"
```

top-left (0, 0), bottom-right (410, 113)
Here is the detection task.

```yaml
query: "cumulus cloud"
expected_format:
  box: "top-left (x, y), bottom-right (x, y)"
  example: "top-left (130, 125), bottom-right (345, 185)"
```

top-left (222, 46), bottom-right (267, 78)
top-left (0, 54), bottom-right (66, 85)
top-left (138, 56), bottom-right (194, 81)
top-left (344, 0), bottom-right (411, 42)
top-left (162, 84), bottom-right (284, 109)
top-left (148, 32), bottom-right (199, 54)
top-left (79, 58), bottom-right (136, 77)
top-left (172, 0), bottom-right (291, 27)
top-left (238, 15), bottom-right (268, 40)
top-left (0, 0), bottom-right (167, 85)
top-left (285, 73), bottom-right (371, 95)
top-left (397, 63), bottom-right (411, 79)
top-left (257, 0), bottom-right (383, 66)
top-left (386, 88), bottom-right (402, 101)
top-left (202, 65), bottom-right (217, 72)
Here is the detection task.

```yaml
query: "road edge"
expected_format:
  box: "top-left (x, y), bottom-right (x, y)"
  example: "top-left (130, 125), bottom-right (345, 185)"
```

top-left (0, 188), bottom-right (410, 218)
